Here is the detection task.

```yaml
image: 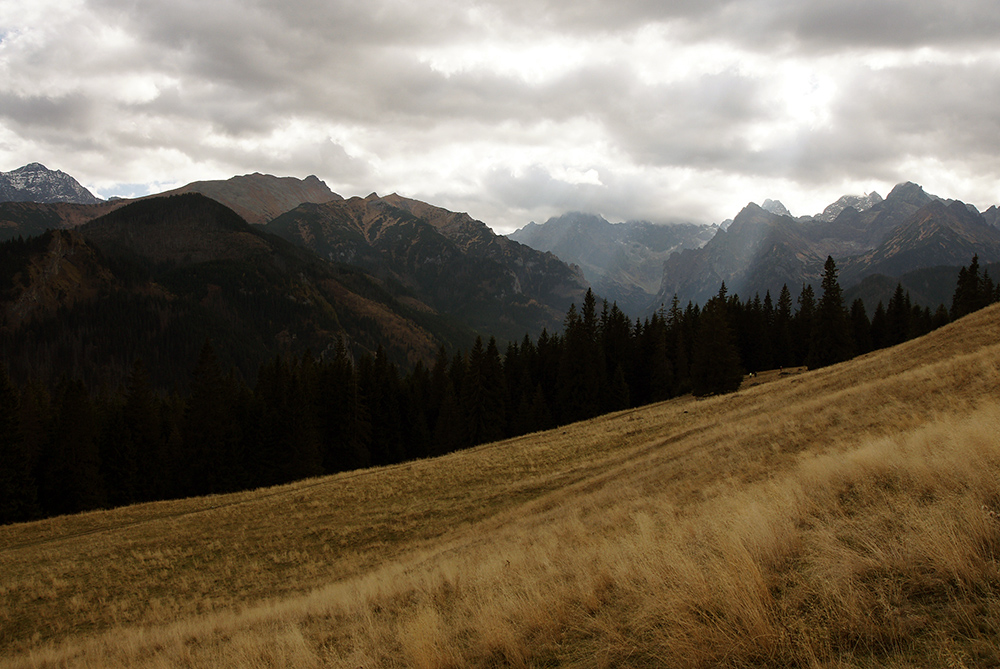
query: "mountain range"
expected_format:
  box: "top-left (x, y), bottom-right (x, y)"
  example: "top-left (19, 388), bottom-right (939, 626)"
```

top-left (648, 182), bottom-right (1000, 308)
top-left (0, 165), bottom-right (588, 388)
top-left (4, 161), bottom-right (1000, 368)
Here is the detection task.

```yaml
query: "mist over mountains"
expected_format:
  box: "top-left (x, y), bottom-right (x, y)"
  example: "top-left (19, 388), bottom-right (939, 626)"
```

top-left (508, 213), bottom-right (715, 316)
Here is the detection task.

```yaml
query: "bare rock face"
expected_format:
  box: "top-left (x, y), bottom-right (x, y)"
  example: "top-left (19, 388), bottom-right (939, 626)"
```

top-left (0, 163), bottom-right (104, 205)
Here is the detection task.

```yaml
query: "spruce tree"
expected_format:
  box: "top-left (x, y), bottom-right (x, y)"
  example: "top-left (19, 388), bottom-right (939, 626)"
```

top-left (886, 284), bottom-right (910, 346)
top-left (42, 379), bottom-right (105, 515)
top-left (666, 295), bottom-right (691, 394)
top-left (364, 346), bottom-right (405, 465)
top-left (317, 339), bottom-right (370, 473)
top-left (807, 256), bottom-right (853, 369)
top-left (952, 254), bottom-right (988, 319)
top-left (182, 340), bottom-right (239, 495)
top-left (870, 301), bottom-right (888, 350)
top-left (123, 360), bottom-right (163, 502)
top-left (557, 299), bottom-right (601, 423)
top-left (773, 284), bottom-right (794, 368)
top-left (849, 299), bottom-right (873, 355)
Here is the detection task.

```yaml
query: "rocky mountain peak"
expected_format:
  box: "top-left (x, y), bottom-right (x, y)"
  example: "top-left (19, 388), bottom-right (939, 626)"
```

top-left (818, 192), bottom-right (884, 222)
top-left (761, 199), bottom-right (791, 217)
top-left (0, 162), bottom-right (103, 205)
top-left (886, 181), bottom-right (935, 208)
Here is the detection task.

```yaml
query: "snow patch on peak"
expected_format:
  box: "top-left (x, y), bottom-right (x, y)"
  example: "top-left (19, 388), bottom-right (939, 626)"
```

top-left (0, 163), bottom-right (102, 204)
top-left (818, 192), bottom-right (884, 222)
top-left (761, 199), bottom-right (791, 217)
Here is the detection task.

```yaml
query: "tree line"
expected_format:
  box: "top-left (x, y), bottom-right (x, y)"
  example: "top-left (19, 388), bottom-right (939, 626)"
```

top-left (0, 254), bottom-right (995, 525)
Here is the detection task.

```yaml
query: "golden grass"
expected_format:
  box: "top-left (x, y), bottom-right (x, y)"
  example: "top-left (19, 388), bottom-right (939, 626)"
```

top-left (3, 305), bottom-right (1000, 667)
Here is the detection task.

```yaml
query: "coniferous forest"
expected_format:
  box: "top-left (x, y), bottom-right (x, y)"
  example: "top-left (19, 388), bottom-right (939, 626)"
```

top-left (1, 254), bottom-right (996, 525)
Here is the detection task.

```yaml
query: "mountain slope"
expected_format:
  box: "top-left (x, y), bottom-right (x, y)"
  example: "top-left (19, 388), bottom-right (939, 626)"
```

top-left (839, 199), bottom-right (1000, 285)
top-left (3, 302), bottom-right (1000, 667)
top-left (0, 194), bottom-right (473, 389)
top-left (0, 201), bottom-right (119, 241)
top-left (268, 194), bottom-right (588, 340)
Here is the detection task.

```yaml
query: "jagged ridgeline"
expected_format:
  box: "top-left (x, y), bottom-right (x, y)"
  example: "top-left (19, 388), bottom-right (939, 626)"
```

top-left (0, 194), bottom-right (474, 390)
top-left (265, 192), bottom-right (589, 344)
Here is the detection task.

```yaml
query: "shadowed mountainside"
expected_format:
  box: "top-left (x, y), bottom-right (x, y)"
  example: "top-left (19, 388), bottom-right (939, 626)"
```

top-left (0, 194), bottom-right (474, 389)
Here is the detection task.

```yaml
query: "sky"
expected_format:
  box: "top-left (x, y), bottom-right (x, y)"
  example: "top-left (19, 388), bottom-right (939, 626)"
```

top-left (2, 0), bottom-right (999, 234)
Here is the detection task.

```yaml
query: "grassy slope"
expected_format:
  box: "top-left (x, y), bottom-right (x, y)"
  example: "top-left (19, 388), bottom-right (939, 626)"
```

top-left (2, 305), bottom-right (1000, 667)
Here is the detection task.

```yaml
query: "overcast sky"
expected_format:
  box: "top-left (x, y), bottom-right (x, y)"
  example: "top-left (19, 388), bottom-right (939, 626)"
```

top-left (2, 0), bottom-right (999, 233)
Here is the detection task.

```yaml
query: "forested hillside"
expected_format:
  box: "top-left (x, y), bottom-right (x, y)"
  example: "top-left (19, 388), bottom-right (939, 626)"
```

top-left (2, 253), bottom-right (993, 525)
top-left (0, 195), bottom-right (474, 391)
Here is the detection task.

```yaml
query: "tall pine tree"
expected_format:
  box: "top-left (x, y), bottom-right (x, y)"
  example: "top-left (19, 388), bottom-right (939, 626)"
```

top-left (807, 256), bottom-right (853, 369)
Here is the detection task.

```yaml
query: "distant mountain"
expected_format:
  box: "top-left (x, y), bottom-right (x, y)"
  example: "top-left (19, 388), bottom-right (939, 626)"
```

top-left (655, 203), bottom-right (826, 307)
top-left (267, 193), bottom-right (589, 341)
top-left (653, 182), bottom-right (1000, 307)
top-left (1, 194), bottom-right (474, 389)
top-left (157, 173), bottom-right (343, 226)
top-left (507, 212), bottom-right (715, 315)
top-left (0, 163), bottom-right (103, 205)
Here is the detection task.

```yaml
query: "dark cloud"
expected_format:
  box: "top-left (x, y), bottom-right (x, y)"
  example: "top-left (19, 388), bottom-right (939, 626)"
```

top-left (0, 92), bottom-right (99, 133)
top-left (491, 0), bottom-right (1000, 50)
top-left (722, 0), bottom-right (1000, 51)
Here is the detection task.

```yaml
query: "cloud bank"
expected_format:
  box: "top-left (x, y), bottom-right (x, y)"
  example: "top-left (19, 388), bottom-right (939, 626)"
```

top-left (2, 0), bottom-right (999, 232)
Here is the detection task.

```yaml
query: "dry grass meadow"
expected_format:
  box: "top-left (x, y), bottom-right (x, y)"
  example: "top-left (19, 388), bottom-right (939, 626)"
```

top-left (3, 305), bottom-right (1000, 667)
